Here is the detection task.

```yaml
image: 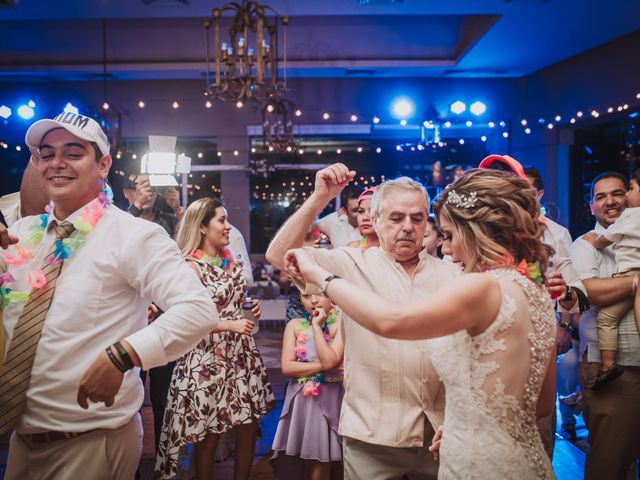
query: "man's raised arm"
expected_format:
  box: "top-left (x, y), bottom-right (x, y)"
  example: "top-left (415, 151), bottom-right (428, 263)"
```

top-left (266, 163), bottom-right (355, 269)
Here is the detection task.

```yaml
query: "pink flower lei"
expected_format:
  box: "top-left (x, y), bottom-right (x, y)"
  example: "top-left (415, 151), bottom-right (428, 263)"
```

top-left (1, 192), bottom-right (110, 308)
top-left (192, 247), bottom-right (236, 272)
top-left (294, 308), bottom-right (339, 395)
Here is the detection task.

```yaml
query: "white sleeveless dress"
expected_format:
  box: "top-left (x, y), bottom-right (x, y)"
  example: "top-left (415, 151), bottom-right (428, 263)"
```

top-left (426, 269), bottom-right (556, 479)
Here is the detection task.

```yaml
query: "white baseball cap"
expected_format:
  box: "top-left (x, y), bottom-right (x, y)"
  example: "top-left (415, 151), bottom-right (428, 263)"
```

top-left (25, 112), bottom-right (110, 157)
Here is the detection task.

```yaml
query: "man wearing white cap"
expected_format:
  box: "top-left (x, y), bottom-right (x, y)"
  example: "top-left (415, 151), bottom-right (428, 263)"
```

top-left (0, 111), bottom-right (219, 479)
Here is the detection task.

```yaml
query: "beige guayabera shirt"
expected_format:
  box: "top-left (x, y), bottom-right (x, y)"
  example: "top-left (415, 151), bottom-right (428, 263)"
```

top-left (304, 246), bottom-right (459, 447)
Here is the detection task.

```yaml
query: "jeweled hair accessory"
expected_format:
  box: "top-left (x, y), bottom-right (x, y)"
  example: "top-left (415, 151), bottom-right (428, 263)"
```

top-left (446, 189), bottom-right (478, 209)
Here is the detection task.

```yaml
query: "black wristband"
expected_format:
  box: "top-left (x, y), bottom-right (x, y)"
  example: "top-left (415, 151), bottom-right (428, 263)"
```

top-left (128, 204), bottom-right (143, 217)
top-left (106, 346), bottom-right (127, 373)
top-left (113, 342), bottom-right (135, 370)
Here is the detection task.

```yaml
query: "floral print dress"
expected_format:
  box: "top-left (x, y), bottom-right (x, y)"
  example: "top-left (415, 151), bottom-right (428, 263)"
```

top-left (155, 255), bottom-right (275, 479)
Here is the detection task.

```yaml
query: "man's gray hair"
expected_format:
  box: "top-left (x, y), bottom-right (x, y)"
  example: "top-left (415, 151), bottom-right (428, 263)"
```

top-left (370, 176), bottom-right (430, 218)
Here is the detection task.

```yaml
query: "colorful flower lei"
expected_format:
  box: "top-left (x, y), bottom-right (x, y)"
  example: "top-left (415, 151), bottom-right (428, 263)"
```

top-left (192, 247), bottom-right (236, 272)
top-left (295, 308), bottom-right (339, 396)
top-left (0, 192), bottom-right (110, 307)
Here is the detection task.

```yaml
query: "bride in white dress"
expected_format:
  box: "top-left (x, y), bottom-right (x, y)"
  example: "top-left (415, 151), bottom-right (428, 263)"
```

top-left (285, 169), bottom-right (557, 479)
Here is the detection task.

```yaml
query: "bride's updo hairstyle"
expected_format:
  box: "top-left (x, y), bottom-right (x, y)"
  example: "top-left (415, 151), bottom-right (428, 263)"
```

top-left (432, 169), bottom-right (553, 275)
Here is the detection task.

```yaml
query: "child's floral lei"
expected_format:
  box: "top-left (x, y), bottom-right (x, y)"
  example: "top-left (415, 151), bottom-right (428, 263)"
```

top-left (0, 191), bottom-right (110, 308)
top-left (192, 247), bottom-right (236, 272)
top-left (295, 308), bottom-right (338, 396)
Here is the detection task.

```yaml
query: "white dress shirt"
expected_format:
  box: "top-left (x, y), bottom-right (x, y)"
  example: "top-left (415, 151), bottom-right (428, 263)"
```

top-left (316, 211), bottom-right (360, 248)
top-left (0, 192), bottom-right (21, 227)
top-left (542, 218), bottom-right (584, 313)
top-left (601, 206), bottom-right (640, 273)
top-left (229, 224), bottom-right (253, 285)
top-left (1, 199), bottom-right (218, 433)
top-left (570, 222), bottom-right (640, 366)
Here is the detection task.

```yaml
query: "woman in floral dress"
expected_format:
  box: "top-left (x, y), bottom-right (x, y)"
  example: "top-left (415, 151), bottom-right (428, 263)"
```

top-left (155, 197), bottom-right (274, 480)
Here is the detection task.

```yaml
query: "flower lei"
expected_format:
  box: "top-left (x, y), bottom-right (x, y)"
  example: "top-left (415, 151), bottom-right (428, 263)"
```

top-left (0, 191), bottom-right (110, 308)
top-left (359, 235), bottom-right (373, 251)
top-left (495, 255), bottom-right (543, 285)
top-left (192, 248), bottom-right (236, 272)
top-left (296, 308), bottom-right (338, 396)
top-left (515, 259), bottom-right (543, 284)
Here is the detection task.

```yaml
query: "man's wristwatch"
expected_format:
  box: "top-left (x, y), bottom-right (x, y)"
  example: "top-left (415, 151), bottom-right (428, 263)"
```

top-left (321, 274), bottom-right (341, 295)
top-left (128, 204), bottom-right (143, 217)
top-left (564, 285), bottom-right (575, 302)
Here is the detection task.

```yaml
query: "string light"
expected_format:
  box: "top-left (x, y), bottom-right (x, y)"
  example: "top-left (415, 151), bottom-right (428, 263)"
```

top-left (172, 101), bottom-right (179, 109)
top-left (205, 100), bottom-right (212, 109)
top-left (138, 100), bottom-right (145, 108)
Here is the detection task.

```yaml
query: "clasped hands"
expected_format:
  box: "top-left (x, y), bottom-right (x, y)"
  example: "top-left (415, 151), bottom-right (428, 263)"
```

top-left (284, 248), bottom-right (329, 289)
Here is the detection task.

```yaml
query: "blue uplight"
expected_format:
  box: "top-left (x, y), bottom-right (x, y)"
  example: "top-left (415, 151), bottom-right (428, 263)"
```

top-left (17, 105), bottom-right (35, 120)
top-left (0, 105), bottom-right (11, 119)
top-left (470, 101), bottom-right (486, 116)
top-left (391, 97), bottom-right (415, 119)
top-left (63, 102), bottom-right (79, 114)
top-left (450, 101), bottom-right (466, 115)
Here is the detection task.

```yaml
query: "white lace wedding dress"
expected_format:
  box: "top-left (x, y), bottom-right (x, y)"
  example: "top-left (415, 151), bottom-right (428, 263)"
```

top-left (426, 269), bottom-right (556, 479)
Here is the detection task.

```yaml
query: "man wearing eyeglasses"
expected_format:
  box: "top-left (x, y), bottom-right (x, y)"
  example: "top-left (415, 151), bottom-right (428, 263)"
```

top-left (0, 111), bottom-right (218, 479)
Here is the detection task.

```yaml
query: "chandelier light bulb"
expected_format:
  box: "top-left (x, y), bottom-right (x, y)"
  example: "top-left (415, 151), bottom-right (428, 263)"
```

top-left (488, 121), bottom-right (495, 128)
top-left (233, 150), bottom-right (239, 156)
top-left (570, 118), bottom-right (576, 124)
top-left (525, 127), bottom-right (532, 134)
top-left (323, 112), bottom-right (330, 120)
top-left (295, 109), bottom-right (302, 117)
top-left (205, 101), bottom-right (212, 109)
top-left (298, 148), bottom-right (304, 154)
top-left (316, 149), bottom-right (323, 155)
top-left (102, 102), bottom-right (110, 110)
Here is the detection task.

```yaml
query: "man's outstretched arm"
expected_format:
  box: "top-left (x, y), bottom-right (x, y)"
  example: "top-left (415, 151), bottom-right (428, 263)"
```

top-left (266, 163), bottom-right (355, 269)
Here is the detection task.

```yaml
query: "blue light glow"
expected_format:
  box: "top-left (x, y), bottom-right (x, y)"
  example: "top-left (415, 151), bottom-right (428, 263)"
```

top-left (27, 100), bottom-right (36, 108)
top-left (63, 102), bottom-right (79, 114)
top-left (391, 97), bottom-right (415, 119)
top-left (450, 101), bottom-right (466, 115)
top-left (17, 105), bottom-right (35, 120)
top-left (470, 101), bottom-right (486, 116)
top-left (0, 105), bottom-right (11, 119)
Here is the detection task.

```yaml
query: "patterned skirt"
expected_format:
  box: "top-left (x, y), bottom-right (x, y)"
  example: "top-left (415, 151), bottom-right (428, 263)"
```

top-left (155, 332), bottom-right (275, 479)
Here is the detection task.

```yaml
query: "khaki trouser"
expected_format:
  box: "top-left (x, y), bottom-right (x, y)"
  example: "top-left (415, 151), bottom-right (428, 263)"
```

top-left (580, 354), bottom-right (640, 480)
top-left (343, 420), bottom-right (438, 480)
top-left (596, 268), bottom-right (640, 351)
top-left (6, 413), bottom-right (143, 480)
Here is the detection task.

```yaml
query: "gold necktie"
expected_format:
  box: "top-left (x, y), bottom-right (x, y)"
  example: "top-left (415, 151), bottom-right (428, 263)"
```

top-left (0, 221), bottom-right (76, 435)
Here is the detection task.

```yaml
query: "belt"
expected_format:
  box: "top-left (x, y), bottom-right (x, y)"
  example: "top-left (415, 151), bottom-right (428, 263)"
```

top-left (19, 429), bottom-right (95, 444)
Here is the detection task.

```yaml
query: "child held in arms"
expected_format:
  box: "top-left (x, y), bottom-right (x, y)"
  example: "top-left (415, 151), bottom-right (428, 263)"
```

top-left (584, 169), bottom-right (640, 390)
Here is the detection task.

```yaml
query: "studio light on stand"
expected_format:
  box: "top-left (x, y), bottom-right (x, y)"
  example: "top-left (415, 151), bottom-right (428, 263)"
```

top-left (140, 135), bottom-right (191, 186)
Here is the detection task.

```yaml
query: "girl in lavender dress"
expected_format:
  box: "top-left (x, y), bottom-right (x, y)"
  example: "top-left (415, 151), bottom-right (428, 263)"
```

top-left (271, 291), bottom-right (345, 480)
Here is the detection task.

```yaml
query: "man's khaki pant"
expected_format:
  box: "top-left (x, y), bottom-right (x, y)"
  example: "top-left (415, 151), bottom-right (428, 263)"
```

top-left (343, 422), bottom-right (438, 480)
top-left (6, 413), bottom-right (143, 480)
top-left (580, 355), bottom-right (640, 480)
top-left (596, 268), bottom-right (640, 351)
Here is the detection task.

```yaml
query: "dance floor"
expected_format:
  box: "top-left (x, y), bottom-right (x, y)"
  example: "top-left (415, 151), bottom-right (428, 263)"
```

top-left (0, 320), bottom-right (587, 479)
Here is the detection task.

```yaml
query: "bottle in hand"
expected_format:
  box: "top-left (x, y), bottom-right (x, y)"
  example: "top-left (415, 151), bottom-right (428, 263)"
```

top-left (241, 296), bottom-right (259, 334)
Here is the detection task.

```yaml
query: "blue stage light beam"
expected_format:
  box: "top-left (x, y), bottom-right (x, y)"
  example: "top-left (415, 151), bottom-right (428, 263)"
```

top-left (17, 104), bottom-right (35, 120)
top-left (450, 101), bottom-right (466, 115)
top-left (470, 101), bottom-right (486, 116)
top-left (391, 97), bottom-right (415, 119)
top-left (0, 105), bottom-right (11, 119)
